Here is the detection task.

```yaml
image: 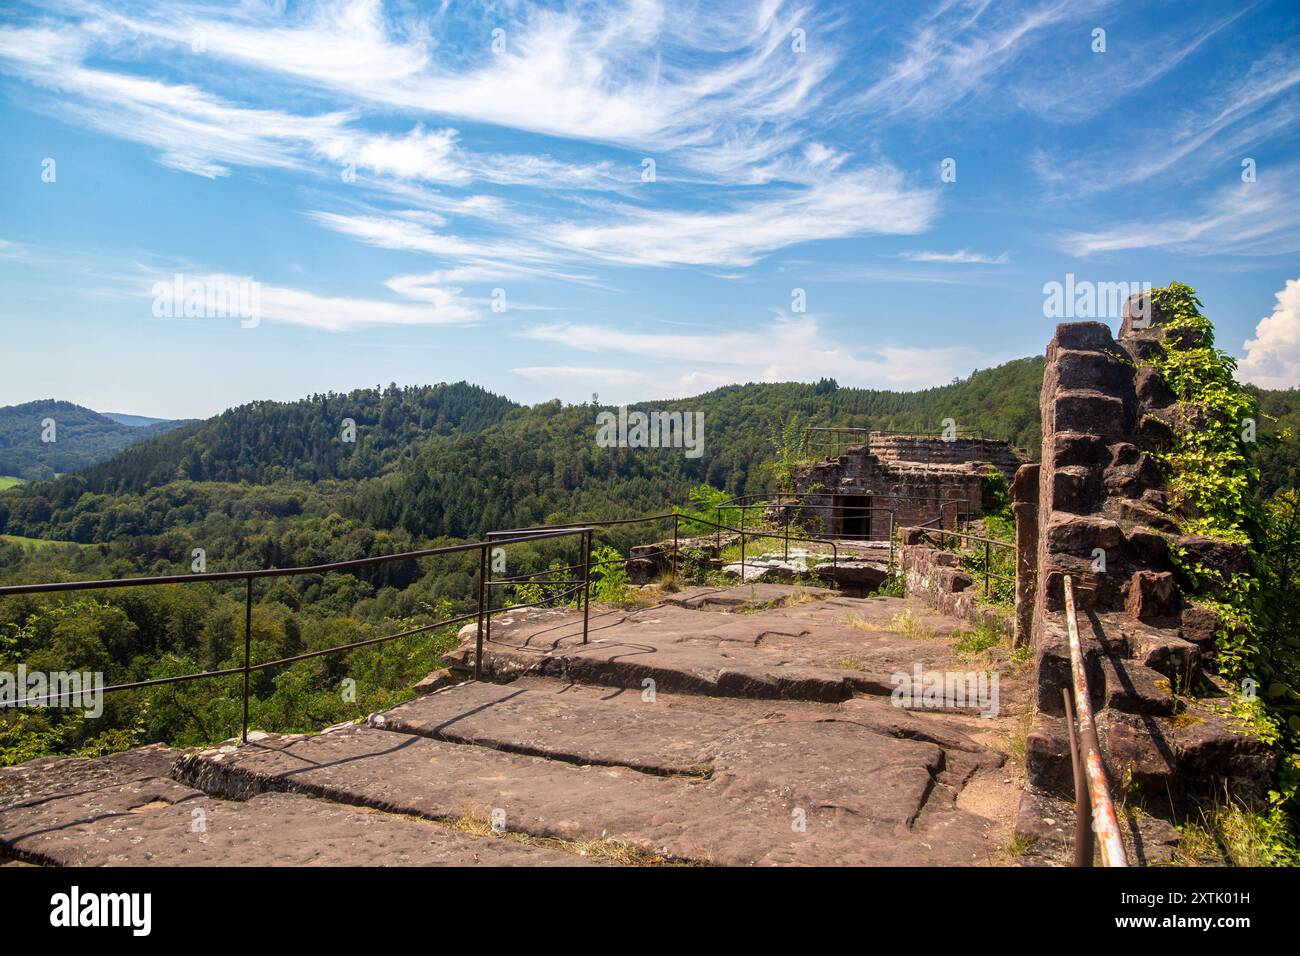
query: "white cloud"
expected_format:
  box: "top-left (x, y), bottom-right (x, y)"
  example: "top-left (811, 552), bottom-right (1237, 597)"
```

top-left (151, 273), bottom-right (480, 331)
top-left (312, 159), bottom-right (938, 271)
top-left (548, 167), bottom-right (937, 267)
top-left (521, 314), bottom-right (1005, 394)
top-left (852, 0), bottom-right (1103, 120)
top-left (1060, 167), bottom-right (1300, 257)
top-left (1010, 7), bottom-right (1249, 122)
top-left (0, 25), bottom-right (356, 179)
top-left (0, 3), bottom-right (935, 281)
top-left (900, 249), bottom-right (1008, 264)
top-left (1240, 278), bottom-right (1300, 390)
top-left (1031, 49), bottom-right (1300, 194)
top-left (46, 0), bottom-right (842, 168)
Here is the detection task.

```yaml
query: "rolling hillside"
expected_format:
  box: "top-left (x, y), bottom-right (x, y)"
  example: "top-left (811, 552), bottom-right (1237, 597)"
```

top-left (0, 360), bottom-right (1044, 545)
top-left (4, 355), bottom-right (1297, 551)
top-left (0, 400), bottom-right (190, 481)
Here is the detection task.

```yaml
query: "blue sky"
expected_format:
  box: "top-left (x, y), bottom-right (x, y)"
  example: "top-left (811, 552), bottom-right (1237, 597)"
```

top-left (1, 0), bottom-right (1298, 419)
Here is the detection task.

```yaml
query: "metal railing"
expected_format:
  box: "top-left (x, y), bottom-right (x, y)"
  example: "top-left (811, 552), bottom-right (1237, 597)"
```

top-left (1062, 574), bottom-right (1127, 867)
top-left (490, 511), bottom-right (842, 587)
top-left (0, 527), bottom-right (593, 743)
top-left (0, 493), bottom-right (1010, 748)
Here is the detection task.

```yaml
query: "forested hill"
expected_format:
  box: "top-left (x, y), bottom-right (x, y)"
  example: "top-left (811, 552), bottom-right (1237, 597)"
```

top-left (0, 359), bottom-right (1045, 545)
top-left (351, 358), bottom-right (1049, 539)
top-left (4, 354), bottom-right (1299, 556)
top-left (0, 400), bottom-right (189, 481)
top-left (69, 382), bottom-right (517, 493)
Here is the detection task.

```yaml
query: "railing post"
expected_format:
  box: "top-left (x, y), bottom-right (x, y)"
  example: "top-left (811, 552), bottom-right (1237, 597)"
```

top-left (484, 539), bottom-right (493, 648)
top-left (783, 508), bottom-right (789, 561)
top-left (715, 506), bottom-right (721, 552)
top-left (241, 574), bottom-right (253, 745)
top-left (581, 529), bottom-right (591, 645)
top-left (474, 545), bottom-right (487, 681)
top-left (672, 513), bottom-right (679, 580)
top-left (739, 506), bottom-right (746, 581)
top-left (984, 539), bottom-right (991, 597)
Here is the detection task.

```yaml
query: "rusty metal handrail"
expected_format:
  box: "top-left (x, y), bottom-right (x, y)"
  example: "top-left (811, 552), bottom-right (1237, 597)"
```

top-left (1062, 574), bottom-right (1127, 867)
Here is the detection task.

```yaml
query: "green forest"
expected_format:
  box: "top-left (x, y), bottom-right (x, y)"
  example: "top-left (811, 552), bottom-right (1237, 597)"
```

top-left (2, 348), bottom-right (1299, 793)
top-left (0, 400), bottom-right (190, 481)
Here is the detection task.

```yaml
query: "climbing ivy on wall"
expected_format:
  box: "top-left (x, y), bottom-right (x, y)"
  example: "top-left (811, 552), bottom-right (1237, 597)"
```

top-left (1146, 282), bottom-right (1300, 808)
top-left (1148, 283), bottom-right (1260, 543)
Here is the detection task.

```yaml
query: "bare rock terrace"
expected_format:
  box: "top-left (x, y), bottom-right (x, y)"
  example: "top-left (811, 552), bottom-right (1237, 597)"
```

top-left (1, 585), bottom-right (1035, 867)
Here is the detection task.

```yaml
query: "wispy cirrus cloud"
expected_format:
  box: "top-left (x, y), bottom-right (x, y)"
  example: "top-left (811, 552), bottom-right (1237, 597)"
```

top-left (310, 157), bottom-right (939, 271)
top-left (0, 0), bottom-right (934, 281)
top-left (0, 24), bottom-right (355, 179)
top-left (144, 272), bottom-right (481, 331)
top-left (1032, 47), bottom-right (1300, 194)
top-left (899, 249), bottom-right (1008, 264)
top-left (1009, 5), bottom-right (1253, 121)
top-left (850, 0), bottom-right (1107, 120)
top-left (1059, 164), bottom-right (1300, 257)
top-left (520, 314), bottom-right (1008, 396)
top-left (35, 0), bottom-right (842, 169)
top-left (548, 165), bottom-right (937, 267)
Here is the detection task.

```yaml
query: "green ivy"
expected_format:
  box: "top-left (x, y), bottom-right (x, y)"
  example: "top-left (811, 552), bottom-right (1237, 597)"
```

top-left (1148, 283), bottom-right (1259, 543)
top-left (1146, 282), bottom-right (1299, 810)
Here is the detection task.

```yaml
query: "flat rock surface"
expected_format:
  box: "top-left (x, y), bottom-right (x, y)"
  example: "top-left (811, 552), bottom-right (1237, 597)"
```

top-left (3, 587), bottom-right (1024, 867)
top-left (448, 593), bottom-right (1025, 709)
top-left (0, 745), bottom-right (586, 866)
top-left (374, 676), bottom-right (744, 775)
top-left (175, 711), bottom-right (1005, 865)
top-left (663, 583), bottom-right (840, 609)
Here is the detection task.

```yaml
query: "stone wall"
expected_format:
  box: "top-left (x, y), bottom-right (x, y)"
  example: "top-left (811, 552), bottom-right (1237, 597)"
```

top-left (1017, 297), bottom-right (1273, 837)
top-left (899, 532), bottom-right (1013, 636)
top-left (867, 433), bottom-right (1025, 482)
top-left (791, 434), bottom-right (1021, 538)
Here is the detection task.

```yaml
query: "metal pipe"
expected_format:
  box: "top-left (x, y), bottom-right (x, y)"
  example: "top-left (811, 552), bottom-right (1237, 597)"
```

top-left (672, 513), bottom-right (679, 580)
top-left (474, 546), bottom-right (487, 681)
top-left (484, 539), bottom-right (493, 651)
top-left (984, 539), bottom-right (991, 597)
top-left (1063, 687), bottom-right (1093, 867)
top-left (581, 529), bottom-right (591, 645)
top-left (739, 506), bottom-right (746, 581)
top-left (0, 527), bottom-right (591, 596)
top-left (241, 575), bottom-right (253, 744)
top-left (1063, 575), bottom-right (1127, 867)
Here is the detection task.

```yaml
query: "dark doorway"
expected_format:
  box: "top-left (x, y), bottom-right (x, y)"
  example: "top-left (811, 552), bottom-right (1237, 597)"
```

top-left (840, 494), bottom-right (871, 538)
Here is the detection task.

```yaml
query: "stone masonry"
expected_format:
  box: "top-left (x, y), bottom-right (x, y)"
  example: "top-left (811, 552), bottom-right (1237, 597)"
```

top-left (1015, 296), bottom-right (1273, 839)
top-left (793, 432), bottom-right (1028, 538)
